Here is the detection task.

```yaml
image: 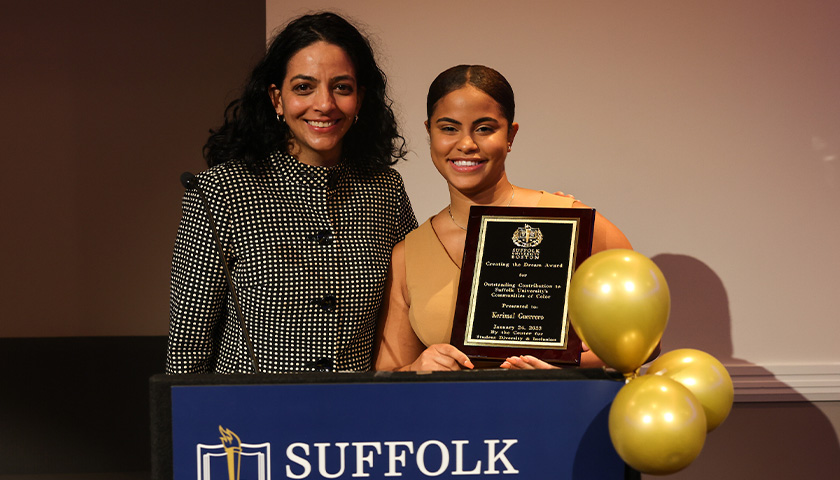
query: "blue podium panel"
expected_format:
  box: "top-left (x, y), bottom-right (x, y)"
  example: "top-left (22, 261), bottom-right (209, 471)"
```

top-left (171, 379), bottom-right (623, 480)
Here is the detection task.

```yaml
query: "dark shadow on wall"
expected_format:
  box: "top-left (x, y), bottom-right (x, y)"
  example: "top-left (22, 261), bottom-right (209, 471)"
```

top-left (0, 337), bottom-right (168, 476)
top-left (0, 1), bottom-right (265, 478)
top-left (650, 254), bottom-right (840, 479)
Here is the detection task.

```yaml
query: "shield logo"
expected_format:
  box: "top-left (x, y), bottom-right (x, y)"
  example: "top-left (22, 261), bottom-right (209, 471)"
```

top-left (512, 224), bottom-right (543, 248)
top-left (196, 426), bottom-right (271, 480)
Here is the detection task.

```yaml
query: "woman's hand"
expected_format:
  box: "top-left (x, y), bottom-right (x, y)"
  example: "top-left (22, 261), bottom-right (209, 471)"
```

top-left (405, 344), bottom-right (474, 372)
top-left (500, 355), bottom-right (558, 370)
top-left (552, 191), bottom-right (576, 201)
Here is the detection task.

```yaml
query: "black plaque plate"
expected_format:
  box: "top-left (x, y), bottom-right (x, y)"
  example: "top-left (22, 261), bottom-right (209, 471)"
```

top-left (450, 206), bottom-right (595, 366)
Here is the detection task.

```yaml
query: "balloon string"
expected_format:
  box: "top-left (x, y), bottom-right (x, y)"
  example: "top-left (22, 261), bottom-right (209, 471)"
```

top-left (623, 369), bottom-right (641, 383)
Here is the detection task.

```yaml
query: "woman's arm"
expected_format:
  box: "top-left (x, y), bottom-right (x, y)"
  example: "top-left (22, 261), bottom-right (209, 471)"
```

top-left (572, 200), bottom-right (632, 254)
top-left (553, 192), bottom-right (632, 253)
top-left (592, 210), bottom-right (632, 253)
top-left (166, 175), bottom-right (230, 374)
top-left (503, 194), bottom-right (632, 371)
top-left (373, 242), bottom-right (473, 372)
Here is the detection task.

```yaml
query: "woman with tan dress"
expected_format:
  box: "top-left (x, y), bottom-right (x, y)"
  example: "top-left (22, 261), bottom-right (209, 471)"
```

top-left (374, 65), bottom-right (632, 372)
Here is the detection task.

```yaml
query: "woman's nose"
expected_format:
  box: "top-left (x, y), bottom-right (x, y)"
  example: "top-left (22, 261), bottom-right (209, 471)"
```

top-left (456, 134), bottom-right (478, 152)
top-left (313, 88), bottom-right (336, 112)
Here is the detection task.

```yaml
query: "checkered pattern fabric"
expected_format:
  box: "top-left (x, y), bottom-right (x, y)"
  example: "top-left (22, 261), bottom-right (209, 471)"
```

top-left (167, 152), bottom-right (416, 373)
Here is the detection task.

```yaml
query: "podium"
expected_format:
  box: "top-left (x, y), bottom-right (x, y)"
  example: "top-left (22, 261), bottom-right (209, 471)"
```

top-left (151, 369), bottom-right (636, 479)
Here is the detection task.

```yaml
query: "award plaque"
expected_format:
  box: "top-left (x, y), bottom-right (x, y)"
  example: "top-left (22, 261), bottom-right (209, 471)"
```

top-left (450, 206), bottom-right (595, 366)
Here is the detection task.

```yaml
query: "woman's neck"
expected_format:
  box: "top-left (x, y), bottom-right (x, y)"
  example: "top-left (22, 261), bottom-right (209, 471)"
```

top-left (288, 141), bottom-right (342, 168)
top-left (447, 176), bottom-right (515, 228)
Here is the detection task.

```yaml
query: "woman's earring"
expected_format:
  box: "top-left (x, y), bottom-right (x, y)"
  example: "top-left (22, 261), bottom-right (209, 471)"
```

top-left (355, 115), bottom-right (359, 124)
top-left (277, 114), bottom-right (285, 123)
top-left (507, 143), bottom-right (512, 152)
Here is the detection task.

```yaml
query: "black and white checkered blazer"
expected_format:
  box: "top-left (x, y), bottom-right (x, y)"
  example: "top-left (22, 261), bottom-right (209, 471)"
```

top-left (166, 151), bottom-right (417, 373)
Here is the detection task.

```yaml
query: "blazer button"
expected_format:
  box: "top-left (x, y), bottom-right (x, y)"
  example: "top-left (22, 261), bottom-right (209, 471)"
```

top-left (312, 357), bottom-right (334, 372)
top-left (314, 229), bottom-right (334, 245)
top-left (327, 171), bottom-right (339, 190)
top-left (316, 294), bottom-right (337, 312)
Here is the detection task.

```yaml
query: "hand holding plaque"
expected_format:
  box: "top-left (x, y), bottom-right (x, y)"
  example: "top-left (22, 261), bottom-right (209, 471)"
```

top-left (373, 64), bottom-right (633, 373)
top-left (450, 206), bottom-right (595, 366)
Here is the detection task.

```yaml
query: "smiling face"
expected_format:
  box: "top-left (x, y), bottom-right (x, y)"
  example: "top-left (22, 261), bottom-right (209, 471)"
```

top-left (426, 85), bottom-right (519, 197)
top-left (270, 41), bottom-right (363, 167)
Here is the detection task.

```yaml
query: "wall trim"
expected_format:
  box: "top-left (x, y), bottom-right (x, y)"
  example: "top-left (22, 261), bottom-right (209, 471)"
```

top-left (729, 363), bottom-right (840, 402)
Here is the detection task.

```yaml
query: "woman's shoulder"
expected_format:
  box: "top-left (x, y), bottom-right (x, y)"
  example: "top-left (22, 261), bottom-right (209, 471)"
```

top-left (404, 217), bottom-right (435, 241)
top-left (350, 163), bottom-right (406, 184)
top-left (345, 165), bottom-right (411, 202)
top-left (511, 187), bottom-right (576, 208)
top-left (402, 217), bottom-right (443, 268)
top-left (537, 190), bottom-right (576, 208)
top-left (189, 159), bottom-right (268, 207)
top-left (515, 187), bottom-right (631, 251)
top-left (197, 158), bottom-right (254, 184)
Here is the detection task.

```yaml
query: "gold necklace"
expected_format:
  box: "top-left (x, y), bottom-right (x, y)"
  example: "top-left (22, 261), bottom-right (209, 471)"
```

top-left (448, 184), bottom-right (515, 231)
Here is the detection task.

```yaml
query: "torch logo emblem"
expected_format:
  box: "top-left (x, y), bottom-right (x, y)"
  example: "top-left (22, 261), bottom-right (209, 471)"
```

top-left (197, 426), bottom-right (271, 480)
top-left (220, 426), bottom-right (242, 480)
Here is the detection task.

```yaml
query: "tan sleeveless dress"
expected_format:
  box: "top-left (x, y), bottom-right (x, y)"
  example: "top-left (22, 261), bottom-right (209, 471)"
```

top-left (405, 191), bottom-right (575, 346)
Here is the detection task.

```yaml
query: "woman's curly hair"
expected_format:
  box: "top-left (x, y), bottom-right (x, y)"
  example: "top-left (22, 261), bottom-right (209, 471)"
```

top-left (203, 12), bottom-right (407, 172)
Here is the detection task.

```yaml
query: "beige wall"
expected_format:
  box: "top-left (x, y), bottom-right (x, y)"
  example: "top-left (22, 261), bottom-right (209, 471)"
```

top-left (5, 1), bottom-right (835, 366)
top-left (266, 2), bottom-right (840, 478)
top-left (267, 0), bottom-right (840, 370)
top-left (0, 1), bottom-right (837, 477)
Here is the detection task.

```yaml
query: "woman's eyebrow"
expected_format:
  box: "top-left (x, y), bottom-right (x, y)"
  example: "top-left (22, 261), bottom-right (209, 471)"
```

top-left (288, 74), bottom-right (356, 83)
top-left (331, 74), bottom-right (356, 83)
top-left (288, 74), bottom-right (317, 83)
top-left (472, 116), bottom-right (499, 125)
top-left (435, 116), bottom-right (461, 125)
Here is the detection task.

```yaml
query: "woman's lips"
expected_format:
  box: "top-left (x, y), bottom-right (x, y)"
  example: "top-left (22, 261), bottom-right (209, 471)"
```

top-left (305, 119), bottom-right (339, 128)
top-left (449, 158), bottom-right (485, 172)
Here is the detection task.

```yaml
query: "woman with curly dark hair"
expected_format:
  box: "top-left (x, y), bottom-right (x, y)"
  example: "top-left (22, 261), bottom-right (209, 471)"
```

top-left (167, 12), bottom-right (417, 374)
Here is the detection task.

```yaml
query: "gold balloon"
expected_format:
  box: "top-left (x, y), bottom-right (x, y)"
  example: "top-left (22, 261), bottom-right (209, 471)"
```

top-left (569, 249), bottom-right (670, 374)
top-left (647, 349), bottom-right (734, 432)
top-left (609, 375), bottom-right (707, 475)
